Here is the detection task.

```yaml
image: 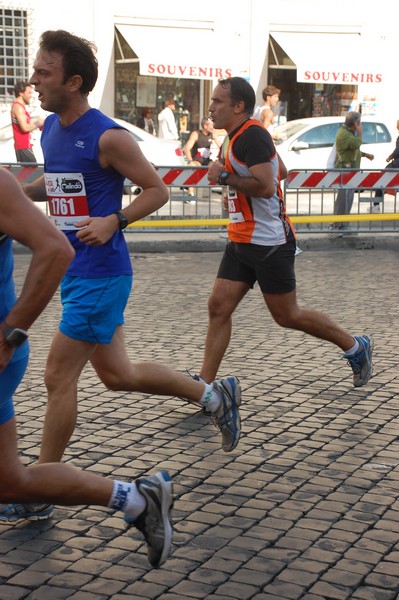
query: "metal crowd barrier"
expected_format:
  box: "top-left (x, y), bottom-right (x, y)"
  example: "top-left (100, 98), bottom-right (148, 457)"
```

top-left (2, 163), bottom-right (399, 234)
top-left (285, 168), bottom-right (399, 234)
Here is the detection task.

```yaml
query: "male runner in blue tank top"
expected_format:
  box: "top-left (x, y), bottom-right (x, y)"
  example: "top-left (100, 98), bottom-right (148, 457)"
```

top-left (0, 30), bottom-right (241, 525)
top-left (196, 77), bottom-right (373, 391)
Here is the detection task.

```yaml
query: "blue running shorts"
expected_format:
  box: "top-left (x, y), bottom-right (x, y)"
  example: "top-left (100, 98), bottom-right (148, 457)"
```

top-left (0, 354), bottom-right (29, 425)
top-left (59, 275), bottom-right (133, 344)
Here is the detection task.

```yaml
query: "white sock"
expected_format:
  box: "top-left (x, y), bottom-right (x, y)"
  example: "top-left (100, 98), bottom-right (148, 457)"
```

top-left (345, 339), bottom-right (360, 356)
top-left (198, 383), bottom-right (221, 413)
top-left (108, 481), bottom-right (146, 520)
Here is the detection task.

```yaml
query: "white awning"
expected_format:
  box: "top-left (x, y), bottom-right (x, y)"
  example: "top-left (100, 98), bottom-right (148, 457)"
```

top-left (116, 25), bottom-right (237, 80)
top-left (270, 32), bottom-right (383, 85)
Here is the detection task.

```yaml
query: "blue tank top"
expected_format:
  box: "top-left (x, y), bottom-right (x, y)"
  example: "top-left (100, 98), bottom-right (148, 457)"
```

top-left (0, 237), bottom-right (29, 361)
top-left (41, 109), bottom-right (132, 278)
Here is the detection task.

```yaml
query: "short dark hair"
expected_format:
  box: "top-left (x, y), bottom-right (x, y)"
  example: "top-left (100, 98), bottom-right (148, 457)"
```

top-left (345, 111), bottom-right (361, 128)
top-left (262, 85), bottom-right (280, 101)
top-left (39, 30), bottom-right (98, 95)
top-left (218, 77), bottom-right (256, 115)
top-left (14, 81), bottom-right (31, 97)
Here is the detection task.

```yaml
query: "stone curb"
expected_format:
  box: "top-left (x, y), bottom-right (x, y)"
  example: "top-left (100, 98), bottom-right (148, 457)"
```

top-left (127, 234), bottom-right (399, 253)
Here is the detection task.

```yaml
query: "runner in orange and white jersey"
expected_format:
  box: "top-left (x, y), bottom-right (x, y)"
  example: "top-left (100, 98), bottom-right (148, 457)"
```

top-left (223, 117), bottom-right (294, 245)
top-left (196, 77), bottom-right (373, 396)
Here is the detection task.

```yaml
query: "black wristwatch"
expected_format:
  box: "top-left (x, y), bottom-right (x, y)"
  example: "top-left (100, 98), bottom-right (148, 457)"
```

top-left (114, 211), bottom-right (128, 230)
top-left (218, 171), bottom-right (230, 185)
top-left (3, 325), bottom-right (29, 348)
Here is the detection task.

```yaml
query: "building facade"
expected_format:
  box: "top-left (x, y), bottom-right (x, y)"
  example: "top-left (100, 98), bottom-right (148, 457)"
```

top-left (0, 0), bottom-right (396, 136)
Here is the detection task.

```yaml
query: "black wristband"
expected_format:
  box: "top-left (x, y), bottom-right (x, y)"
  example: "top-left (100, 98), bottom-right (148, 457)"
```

top-left (218, 171), bottom-right (230, 185)
top-left (114, 211), bottom-right (128, 230)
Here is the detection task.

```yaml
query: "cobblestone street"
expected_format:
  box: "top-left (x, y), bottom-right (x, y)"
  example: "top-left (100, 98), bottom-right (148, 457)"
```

top-left (1, 248), bottom-right (398, 600)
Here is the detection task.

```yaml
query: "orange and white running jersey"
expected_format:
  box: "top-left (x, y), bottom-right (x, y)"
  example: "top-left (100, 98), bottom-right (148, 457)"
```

top-left (225, 119), bottom-right (295, 246)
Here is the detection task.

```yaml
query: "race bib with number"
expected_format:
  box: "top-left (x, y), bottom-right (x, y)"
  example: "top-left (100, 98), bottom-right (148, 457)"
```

top-left (226, 186), bottom-right (245, 223)
top-left (45, 172), bottom-right (89, 230)
top-left (197, 147), bottom-right (211, 159)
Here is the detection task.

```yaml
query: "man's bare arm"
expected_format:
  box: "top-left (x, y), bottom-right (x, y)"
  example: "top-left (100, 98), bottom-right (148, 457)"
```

top-left (72, 128), bottom-right (169, 246)
top-left (24, 175), bottom-right (47, 202)
top-left (0, 169), bottom-right (74, 333)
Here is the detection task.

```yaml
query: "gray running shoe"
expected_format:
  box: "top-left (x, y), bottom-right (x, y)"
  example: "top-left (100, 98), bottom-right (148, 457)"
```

top-left (125, 471), bottom-right (173, 568)
top-left (0, 503), bottom-right (54, 522)
top-left (343, 335), bottom-right (373, 387)
top-left (210, 377), bottom-right (241, 452)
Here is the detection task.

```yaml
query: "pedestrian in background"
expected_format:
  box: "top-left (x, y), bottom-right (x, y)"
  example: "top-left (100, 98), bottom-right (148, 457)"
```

top-left (11, 81), bottom-right (44, 163)
top-left (370, 118), bottom-right (399, 212)
top-left (330, 111), bottom-right (374, 234)
top-left (158, 98), bottom-right (179, 140)
top-left (0, 166), bottom-right (173, 569)
top-left (137, 107), bottom-right (156, 135)
top-left (252, 84), bottom-right (280, 140)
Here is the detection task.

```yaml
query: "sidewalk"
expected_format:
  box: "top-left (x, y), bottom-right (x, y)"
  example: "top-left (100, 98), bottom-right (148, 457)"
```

top-left (12, 230), bottom-right (399, 256)
top-left (1, 248), bottom-right (398, 599)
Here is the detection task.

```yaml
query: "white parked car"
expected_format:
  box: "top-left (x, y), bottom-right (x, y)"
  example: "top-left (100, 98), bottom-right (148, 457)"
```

top-left (273, 116), bottom-right (396, 171)
top-left (0, 115), bottom-right (184, 167)
top-left (112, 118), bottom-right (185, 167)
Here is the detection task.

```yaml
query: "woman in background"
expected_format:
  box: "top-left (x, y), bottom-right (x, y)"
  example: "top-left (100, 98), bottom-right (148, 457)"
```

top-left (137, 107), bottom-right (156, 135)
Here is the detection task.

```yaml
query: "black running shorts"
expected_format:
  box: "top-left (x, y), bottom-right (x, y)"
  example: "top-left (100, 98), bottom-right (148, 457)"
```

top-left (217, 240), bottom-right (296, 294)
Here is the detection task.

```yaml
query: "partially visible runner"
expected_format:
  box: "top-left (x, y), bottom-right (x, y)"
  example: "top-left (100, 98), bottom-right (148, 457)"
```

top-left (197, 77), bottom-right (373, 391)
top-left (0, 30), bottom-right (241, 524)
top-left (184, 117), bottom-right (220, 167)
top-left (0, 167), bottom-right (172, 568)
top-left (183, 117), bottom-right (222, 197)
top-left (252, 84), bottom-right (280, 140)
